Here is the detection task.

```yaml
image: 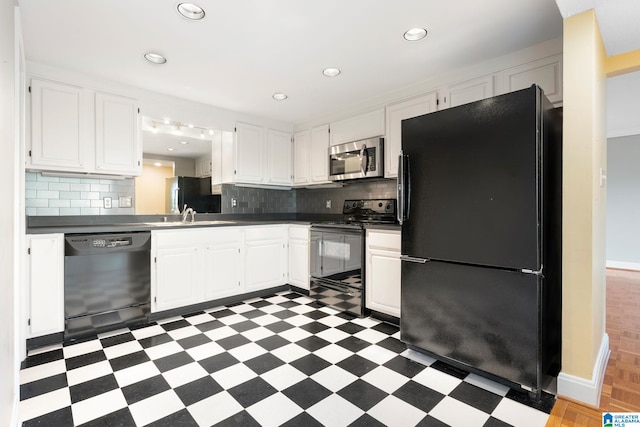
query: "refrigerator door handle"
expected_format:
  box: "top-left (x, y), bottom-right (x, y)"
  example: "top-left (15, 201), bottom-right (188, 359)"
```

top-left (397, 152), bottom-right (410, 224)
top-left (400, 255), bottom-right (428, 264)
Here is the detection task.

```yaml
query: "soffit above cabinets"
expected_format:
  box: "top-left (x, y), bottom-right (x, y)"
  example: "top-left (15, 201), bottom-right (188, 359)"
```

top-left (19, 0), bottom-right (563, 125)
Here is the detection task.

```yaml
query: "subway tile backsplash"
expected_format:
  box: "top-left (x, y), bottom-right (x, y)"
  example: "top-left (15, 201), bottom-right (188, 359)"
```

top-left (25, 172), bottom-right (135, 216)
top-left (26, 172), bottom-right (396, 217)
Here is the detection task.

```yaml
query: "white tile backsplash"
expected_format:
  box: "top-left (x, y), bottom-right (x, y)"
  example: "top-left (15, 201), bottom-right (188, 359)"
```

top-left (25, 172), bottom-right (135, 216)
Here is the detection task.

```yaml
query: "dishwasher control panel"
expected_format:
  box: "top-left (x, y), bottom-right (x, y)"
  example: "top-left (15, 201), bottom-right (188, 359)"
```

top-left (92, 237), bottom-right (133, 248)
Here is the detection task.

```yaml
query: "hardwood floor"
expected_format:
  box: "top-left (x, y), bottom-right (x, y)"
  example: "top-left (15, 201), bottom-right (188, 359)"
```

top-left (546, 268), bottom-right (640, 426)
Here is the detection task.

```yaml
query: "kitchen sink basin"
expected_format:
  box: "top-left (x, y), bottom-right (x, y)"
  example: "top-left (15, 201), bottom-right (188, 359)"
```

top-left (144, 220), bottom-right (236, 227)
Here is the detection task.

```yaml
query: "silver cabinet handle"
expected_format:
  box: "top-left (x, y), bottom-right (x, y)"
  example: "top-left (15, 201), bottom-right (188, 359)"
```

top-left (400, 255), bottom-right (428, 264)
top-left (397, 152), bottom-right (404, 224)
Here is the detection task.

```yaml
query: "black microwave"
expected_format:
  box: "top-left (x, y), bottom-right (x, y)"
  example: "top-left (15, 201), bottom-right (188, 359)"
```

top-left (328, 137), bottom-right (384, 181)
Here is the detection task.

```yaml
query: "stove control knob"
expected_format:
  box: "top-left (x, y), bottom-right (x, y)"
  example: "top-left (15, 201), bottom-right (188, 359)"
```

top-left (378, 202), bottom-right (383, 208)
top-left (385, 203), bottom-right (391, 210)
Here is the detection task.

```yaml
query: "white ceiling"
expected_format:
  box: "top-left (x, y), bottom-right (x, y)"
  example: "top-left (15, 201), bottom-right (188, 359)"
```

top-left (19, 0), bottom-right (564, 126)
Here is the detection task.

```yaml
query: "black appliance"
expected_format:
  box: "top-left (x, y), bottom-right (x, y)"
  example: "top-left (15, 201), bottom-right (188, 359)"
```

top-left (64, 232), bottom-right (151, 341)
top-left (310, 199), bottom-right (397, 316)
top-left (166, 176), bottom-right (221, 214)
top-left (397, 85), bottom-right (562, 394)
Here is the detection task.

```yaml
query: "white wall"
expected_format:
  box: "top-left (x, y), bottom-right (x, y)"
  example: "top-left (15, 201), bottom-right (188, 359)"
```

top-left (0, 0), bottom-right (19, 425)
top-left (606, 134), bottom-right (640, 268)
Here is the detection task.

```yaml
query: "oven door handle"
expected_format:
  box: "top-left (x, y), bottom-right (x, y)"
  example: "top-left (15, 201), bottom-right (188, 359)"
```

top-left (359, 143), bottom-right (368, 175)
top-left (314, 279), bottom-right (360, 297)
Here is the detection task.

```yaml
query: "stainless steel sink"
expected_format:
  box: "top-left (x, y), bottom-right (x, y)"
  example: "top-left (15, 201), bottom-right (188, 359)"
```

top-left (144, 220), bottom-right (236, 227)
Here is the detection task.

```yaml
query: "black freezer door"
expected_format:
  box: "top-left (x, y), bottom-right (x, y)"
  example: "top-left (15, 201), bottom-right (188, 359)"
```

top-left (400, 86), bottom-right (543, 271)
top-left (400, 260), bottom-right (540, 389)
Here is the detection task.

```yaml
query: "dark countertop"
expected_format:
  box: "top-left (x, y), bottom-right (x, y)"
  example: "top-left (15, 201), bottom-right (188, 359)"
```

top-left (26, 213), bottom-right (351, 234)
top-left (364, 223), bottom-right (402, 232)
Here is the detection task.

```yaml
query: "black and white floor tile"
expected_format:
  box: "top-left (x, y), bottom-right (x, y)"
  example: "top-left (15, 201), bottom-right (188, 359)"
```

top-left (20, 291), bottom-right (553, 426)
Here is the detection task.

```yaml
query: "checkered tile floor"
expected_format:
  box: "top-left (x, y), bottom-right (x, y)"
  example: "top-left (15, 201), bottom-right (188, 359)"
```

top-left (19, 291), bottom-right (554, 426)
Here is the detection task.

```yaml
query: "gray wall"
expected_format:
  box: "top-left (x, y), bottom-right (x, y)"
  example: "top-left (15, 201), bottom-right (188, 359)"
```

top-left (606, 134), bottom-right (640, 263)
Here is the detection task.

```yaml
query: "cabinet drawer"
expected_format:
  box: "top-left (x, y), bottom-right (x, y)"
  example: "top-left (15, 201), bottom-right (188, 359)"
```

top-left (202, 227), bottom-right (242, 244)
top-left (245, 225), bottom-right (287, 241)
top-left (367, 230), bottom-right (401, 251)
top-left (289, 225), bottom-right (309, 240)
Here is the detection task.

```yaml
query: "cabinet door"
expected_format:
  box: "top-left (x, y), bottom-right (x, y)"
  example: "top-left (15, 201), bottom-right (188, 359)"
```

top-left (288, 238), bottom-right (309, 289)
top-left (28, 234), bottom-right (64, 337)
top-left (267, 128), bottom-right (293, 185)
top-left (440, 75), bottom-right (495, 109)
top-left (310, 124), bottom-right (330, 183)
top-left (204, 242), bottom-right (243, 300)
top-left (29, 79), bottom-right (88, 171)
top-left (154, 246), bottom-right (202, 312)
top-left (95, 92), bottom-right (141, 175)
top-left (245, 239), bottom-right (286, 292)
top-left (330, 108), bottom-right (385, 146)
top-left (500, 54), bottom-right (563, 105)
top-left (211, 130), bottom-right (235, 188)
top-left (235, 122), bottom-right (264, 183)
top-left (366, 248), bottom-right (401, 317)
top-left (385, 93), bottom-right (437, 178)
top-left (293, 130), bottom-right (310, 185)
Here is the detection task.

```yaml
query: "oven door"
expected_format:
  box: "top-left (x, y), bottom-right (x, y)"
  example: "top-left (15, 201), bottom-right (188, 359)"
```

top-left (328, 138), bottom-right (383, 181)
top-left (310, 226), bottom-right (363, 316)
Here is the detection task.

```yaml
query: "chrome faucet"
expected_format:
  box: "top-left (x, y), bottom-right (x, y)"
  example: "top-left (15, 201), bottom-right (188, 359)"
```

top-left (182, 204), bottom-right (196, 223)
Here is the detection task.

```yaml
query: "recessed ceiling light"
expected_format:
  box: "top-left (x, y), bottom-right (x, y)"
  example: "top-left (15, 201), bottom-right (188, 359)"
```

top-left (167, 148), bottom-right (175, 151)
top-left (322, 68), bottom-right (341, 77)
top-left (144, 52), bottom-right (167, 64)
top-left (180, 140), bottom-right (189, 145)
top-left (272, 93), bottom-right (288, 101)
top-left (154, 162), bottom-right (163, 167)
top-left (177, 3), bottom-right (205, 20)
top-left (403, 28), bottom-right (428, 41)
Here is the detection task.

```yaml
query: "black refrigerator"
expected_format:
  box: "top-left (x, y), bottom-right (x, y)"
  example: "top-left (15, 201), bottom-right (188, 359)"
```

top-left (165, 176), bottom-right (221, 214)
top-left (398, 85), bottom-right (562, 394)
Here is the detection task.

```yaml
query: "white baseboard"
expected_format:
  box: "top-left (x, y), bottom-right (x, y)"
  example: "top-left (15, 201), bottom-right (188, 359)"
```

top-left (606, 260), bottom-right (640, 271)
top-left (557, 333), bottom-right (610, 406)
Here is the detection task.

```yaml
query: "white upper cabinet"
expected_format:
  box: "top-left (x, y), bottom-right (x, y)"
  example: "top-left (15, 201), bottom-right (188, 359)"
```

top-left (310, 124), bottom-right (330, 183)
top-left (293, 130), bottom-right (310, 185)
top-left (439, 75), bottom-right (495, 109)
top-left (330, 108), bottom-right (385, 146)
top-left (266, 128), bottom-right (293, 185)
top-left (499, 54), bottom-right (563, 105)
top-left (29, 79), bottom-right (88, 171)
top-left (385, 92), bottom-right (438, 178)
top-left (211, 130), bottom-right (234, 191)
top-left (29, 78), bottom-right (141, 176)
top-left (94, 92), bottom-right (141, 175)
top-left (235, 122), bottom-right (264, 184)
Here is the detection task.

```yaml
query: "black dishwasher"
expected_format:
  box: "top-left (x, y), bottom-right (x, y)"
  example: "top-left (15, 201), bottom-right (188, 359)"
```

top-left (64, 232), bottom-right (151, 341)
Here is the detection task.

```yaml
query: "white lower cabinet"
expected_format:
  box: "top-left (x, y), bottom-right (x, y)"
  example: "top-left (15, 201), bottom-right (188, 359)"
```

top-left (365, 229), bottom-right (401, 318)
top-left (288, 225), bottom-right (310, 289)
top-left (152, 225), bottom-right (288, 312)
top-left (204, 228), bottom-right (243, 300)
top-left (245, 226), bottom-right (288, 292)
top-left (27, 233), bottom-right (65, 337)
top-left (155, 246), bottom-right (203, 312)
